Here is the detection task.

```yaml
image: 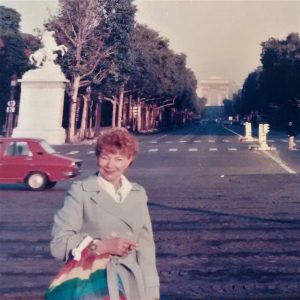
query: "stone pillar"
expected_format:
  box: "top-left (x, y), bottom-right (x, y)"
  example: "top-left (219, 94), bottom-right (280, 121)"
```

top-left (12, 65), bottom-right (68, 145)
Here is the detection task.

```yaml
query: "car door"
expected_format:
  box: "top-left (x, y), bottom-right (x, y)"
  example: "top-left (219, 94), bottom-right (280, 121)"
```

top-left (1, 141), bottom-right (34, 183)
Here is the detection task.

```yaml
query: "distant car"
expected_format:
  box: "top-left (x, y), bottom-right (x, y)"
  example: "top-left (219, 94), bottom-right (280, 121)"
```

top-left (0, 138), bottom-right (82, 190)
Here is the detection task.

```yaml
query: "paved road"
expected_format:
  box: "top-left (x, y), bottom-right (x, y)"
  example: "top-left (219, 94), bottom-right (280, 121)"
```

top-left (1, 123), bottom-right (300, 299)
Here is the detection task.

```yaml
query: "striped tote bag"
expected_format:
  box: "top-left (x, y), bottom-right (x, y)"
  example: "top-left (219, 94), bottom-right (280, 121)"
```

top-left (45, 237), bottom-right (126, 300)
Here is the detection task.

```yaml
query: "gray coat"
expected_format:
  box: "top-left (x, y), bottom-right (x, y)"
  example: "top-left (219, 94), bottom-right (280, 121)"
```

top-left (50, 174), bottom-right (160, 300)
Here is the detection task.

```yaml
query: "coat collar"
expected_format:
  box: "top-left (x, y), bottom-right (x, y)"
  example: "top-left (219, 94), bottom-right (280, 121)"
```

top-left (81, 173), bottom-right (141, 192)
top-left (81, 173), bottom-right (144, 230)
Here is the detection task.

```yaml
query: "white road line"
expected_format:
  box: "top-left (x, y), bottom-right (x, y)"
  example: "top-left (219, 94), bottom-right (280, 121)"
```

top-left (262, 151), bottom-right (296, 174)
top-left (149, 141), bottom-right (158, 144)
top-left (208, 140), bottom-right (215, 143)
top-left (169, 148), bottom-right (178, 152)
top-left (179, 140), bottom-right (187, 143)
top-left (281, 139), bottom-right (288, 142)
top-left (148, 149), bottom-right (158, 152)
top-left (188, 148), bottom-right (198, 152)
top-left (165, 141), bottom-right (173, 143)
top-left (209, 148), bottom-right (218, 151)
top-left (148, 134), bottom-right (168, 143)
top-left (228, 148), bottom-right (237, 151)
top-left (87, 150), bottom-right (95, 154)
top-left (222, 139), bottom-right (230, 143)
top-left (193, 140), bottom-right (201, 143)
top-left (222, 125), bottom-right (243, 137)
top-left (67, 151), bottom-right (80, 155)
top-left (268, 140), bottom-right (275, 143)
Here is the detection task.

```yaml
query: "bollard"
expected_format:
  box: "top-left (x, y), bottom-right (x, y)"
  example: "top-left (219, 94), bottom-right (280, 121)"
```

top-left (249, 123), bottom-right (276, 150)
top-left (240, 122), bottom-right (255, 142)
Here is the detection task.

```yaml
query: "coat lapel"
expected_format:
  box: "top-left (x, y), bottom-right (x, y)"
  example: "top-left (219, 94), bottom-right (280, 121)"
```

top-left (82, 174), bottom-right (144, 230)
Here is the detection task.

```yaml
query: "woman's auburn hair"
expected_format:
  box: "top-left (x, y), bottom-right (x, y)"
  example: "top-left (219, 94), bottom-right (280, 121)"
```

top-left (95, 128), bottom-right (138, 158)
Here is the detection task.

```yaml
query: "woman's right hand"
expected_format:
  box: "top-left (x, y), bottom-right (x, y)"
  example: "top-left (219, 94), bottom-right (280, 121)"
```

top-left (93, 238), bottom-right (138, 257)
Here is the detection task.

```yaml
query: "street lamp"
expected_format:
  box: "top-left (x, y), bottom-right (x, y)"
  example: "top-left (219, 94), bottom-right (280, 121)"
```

top-left (95, 93), bottom-right (103, 137)
top-left (5, 74), bottom-right (18, 137)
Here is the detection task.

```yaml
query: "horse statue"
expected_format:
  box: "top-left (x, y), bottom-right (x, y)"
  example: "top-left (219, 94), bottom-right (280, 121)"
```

top-left (29, 31), bottom-right (68, 68)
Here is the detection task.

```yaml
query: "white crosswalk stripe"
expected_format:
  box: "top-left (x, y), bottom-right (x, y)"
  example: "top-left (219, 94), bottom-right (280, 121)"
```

top-left (148, 149), bottom-right (158, 152)
top-left (165, 141), bottom-right (173, 143)
top-left (222, 139), bottom-right (230, 143)
top-left (66, 150), bottom-right (80, 155)
top-left (188, 148), bottom-right (198, 152)
top-left (193, 140), bottom-right (201, 143)
top-left (209, 148), bottom-right (218, 151)
top-left (208, 140), bottom-right (215, 143)
top-left (169, 148), bottom-right (178, 152)
top-left (87, 150), bottom-right (95, 154)
top-left (179, 140), bottom-right (187, 143)
top-left (228, 148), bottom-right (237, 151)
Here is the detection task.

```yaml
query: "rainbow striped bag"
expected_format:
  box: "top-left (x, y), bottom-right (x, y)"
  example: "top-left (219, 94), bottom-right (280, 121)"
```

top-left (45, 237), bottom-right (126, 300)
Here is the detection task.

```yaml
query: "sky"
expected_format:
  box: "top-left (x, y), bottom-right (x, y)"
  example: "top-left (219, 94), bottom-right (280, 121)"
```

top-left (1, 0), bottom-right (300, 88)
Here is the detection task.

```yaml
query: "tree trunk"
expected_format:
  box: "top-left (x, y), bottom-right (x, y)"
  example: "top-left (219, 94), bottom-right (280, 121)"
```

top-left (79, 95), bottom-right (88, 140)
top-left (67, 75), bottom-right (81, 143)
top-left (117, 83), bottom-right (125, 127)
top-left (112, 96), bottom-right (117, 128)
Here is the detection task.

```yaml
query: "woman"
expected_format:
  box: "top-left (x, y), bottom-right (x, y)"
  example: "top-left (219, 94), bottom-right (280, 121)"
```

top-left (50, 128), bottom-right (160, 300)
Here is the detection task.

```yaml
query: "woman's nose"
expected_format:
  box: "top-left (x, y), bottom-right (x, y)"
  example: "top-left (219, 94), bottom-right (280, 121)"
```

top-left (105, 158), bottom-right (114, 168)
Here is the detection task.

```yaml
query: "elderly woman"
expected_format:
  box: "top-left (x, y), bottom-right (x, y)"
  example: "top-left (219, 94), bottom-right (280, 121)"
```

top-left (50, 128), bottom-right (160, 300)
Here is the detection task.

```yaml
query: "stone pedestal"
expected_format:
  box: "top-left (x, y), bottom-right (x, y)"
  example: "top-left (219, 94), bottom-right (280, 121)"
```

top-left (12, 64), bottom-right (68, 145)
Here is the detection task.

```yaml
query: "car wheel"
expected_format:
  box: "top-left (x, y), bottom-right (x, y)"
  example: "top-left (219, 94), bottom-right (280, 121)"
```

top-left (26, 172), bottom-right (47, 191)
top-left (46, 181), bottom-right (57, 189)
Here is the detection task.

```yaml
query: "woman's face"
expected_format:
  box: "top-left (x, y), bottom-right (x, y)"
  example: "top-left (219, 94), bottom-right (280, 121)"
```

top-left (97, 150), bottom-right (133, 188)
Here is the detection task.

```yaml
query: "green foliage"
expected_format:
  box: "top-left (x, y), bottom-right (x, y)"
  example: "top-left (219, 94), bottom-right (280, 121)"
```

top-left (0, 6), bottom-right (33, 127)
top-left (126, 24), bottom-right (197, 109)
top-left (237, 33), bottom-right (300, 125)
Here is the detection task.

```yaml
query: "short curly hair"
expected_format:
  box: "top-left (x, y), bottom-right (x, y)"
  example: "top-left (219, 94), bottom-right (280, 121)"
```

top-left (95, 128), bottom-right (138, 158)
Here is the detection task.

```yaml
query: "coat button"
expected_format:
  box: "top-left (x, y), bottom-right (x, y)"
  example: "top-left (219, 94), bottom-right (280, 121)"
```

top-left (111, 232), bottom-right (118, 237)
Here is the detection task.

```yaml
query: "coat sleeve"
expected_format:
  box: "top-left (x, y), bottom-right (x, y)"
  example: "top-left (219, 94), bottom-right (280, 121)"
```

top-left (137, 191), bottom-right (160, 299)
top-left (50, 182), bottom-right (89, 261)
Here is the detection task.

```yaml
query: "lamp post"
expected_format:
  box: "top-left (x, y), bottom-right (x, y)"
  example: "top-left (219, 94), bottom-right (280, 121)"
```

top-left (5, 74), bottom-right (18, 137)
top-left (95, 93), bottom-right (103, 137)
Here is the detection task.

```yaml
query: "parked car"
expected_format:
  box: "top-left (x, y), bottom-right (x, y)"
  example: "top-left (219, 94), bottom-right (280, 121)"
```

top-left (0, 138), bottom-right (82, 190)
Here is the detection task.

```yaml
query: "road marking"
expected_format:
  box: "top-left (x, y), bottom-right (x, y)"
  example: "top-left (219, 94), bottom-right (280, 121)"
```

top-left (281, 139), bottom-right (288, 142)
top-left (188, 148), bottom-right (198, 151)
top-left (169, 148), bottom-right (178, 152)
top-left (222, 125), bottom-right (243, 137)
top-left (165, 141), bottom-right (173, 143)
top-left (262, 151), bottom-right (296, 174)
top-left (208, 139), bottom-right (215, 143)
top-left (209, 148), bottom-right (218, 151)
top-left (228, 148), bottom-right (237, 151)
top-left (193, 140), bottom-right (201, 143)
top-left (67, 151), bottom-right (80, 155)
top-left (222, 139), bottom-right (230, 143)
top-left (268, 140), bottom-right (275, 142)
top-left (148, 148), bottom-right (158, 152)
top-left (87, 150), bottom-right (94, 154)
top-left (148, 134), bottom-right (168, 143)
top-left (149, 141), bottom-right (158, 144)
top-left (179, 140), bottom-right (187, 143)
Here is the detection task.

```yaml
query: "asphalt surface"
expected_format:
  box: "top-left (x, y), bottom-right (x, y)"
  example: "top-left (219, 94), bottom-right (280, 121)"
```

top-left (1, 123), bottom-right (300, 299)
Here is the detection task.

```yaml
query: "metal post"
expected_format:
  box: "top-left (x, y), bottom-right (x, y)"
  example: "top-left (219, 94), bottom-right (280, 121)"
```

top-left (95, 93), bottom-right (103, 137)
top-left (5, 74), bottom-right (18, 137)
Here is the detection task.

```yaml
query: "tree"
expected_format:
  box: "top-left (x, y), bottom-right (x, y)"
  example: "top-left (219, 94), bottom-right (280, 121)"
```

top-left (0, 6), bottom-right (35, 128)
top-left (46, 0), bottom-right (114, 142)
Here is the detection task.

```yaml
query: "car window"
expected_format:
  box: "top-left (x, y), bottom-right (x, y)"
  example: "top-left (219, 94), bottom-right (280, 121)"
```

top-left (5, 142), bottom-right (32, 157)
top-left (39, 140), bottom-right (56, 154)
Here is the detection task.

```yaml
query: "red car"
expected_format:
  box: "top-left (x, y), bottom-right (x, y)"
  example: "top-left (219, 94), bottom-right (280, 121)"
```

top-left (0, 138), bottom-right (82, 190)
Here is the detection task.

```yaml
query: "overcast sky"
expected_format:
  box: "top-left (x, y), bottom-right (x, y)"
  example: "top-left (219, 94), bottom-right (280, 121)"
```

top-left (1, 0), bottom-right (300, 87)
